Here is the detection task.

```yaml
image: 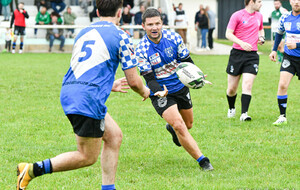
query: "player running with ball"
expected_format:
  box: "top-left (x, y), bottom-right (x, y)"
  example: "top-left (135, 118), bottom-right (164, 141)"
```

top-left (269, 0), bottom-right (300, 125)
top-left (135, 8), bottom-right (213, 171)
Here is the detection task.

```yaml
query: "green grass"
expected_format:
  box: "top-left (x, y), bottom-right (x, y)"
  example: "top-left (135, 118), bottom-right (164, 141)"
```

top-left (0, 51), bottom-right (299, 189)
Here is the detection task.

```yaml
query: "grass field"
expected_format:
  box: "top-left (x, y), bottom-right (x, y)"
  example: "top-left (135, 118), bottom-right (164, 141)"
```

top-left (0, 44), bottom-right (299, 189)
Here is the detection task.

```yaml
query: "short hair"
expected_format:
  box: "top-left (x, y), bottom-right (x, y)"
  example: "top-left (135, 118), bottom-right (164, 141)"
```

top-left (142, 8), bottom-right (162, 24)
top-left (274, 0), bottom-right (281, 2)
top-left (244, 0), bottom-right (256, 6)
top-left (96, 0), bottom-right (123, 17)
top-left (19, 2), bottom-right (24, 5)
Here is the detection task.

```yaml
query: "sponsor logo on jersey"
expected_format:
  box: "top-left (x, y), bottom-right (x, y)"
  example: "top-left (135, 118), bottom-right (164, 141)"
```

top-left (282, 59), bottom-right (290, 68)
top-left (164, 47), bottom-right (174, 57)
top-left (155, 60), bottom-right (179, 79)
top-left (149, 53), bottom-right (161, 65)
top-left (284, 22), bottom-right (292, 31)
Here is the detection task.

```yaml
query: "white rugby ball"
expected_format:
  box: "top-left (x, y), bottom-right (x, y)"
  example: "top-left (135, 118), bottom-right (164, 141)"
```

top-left (176, 62), bottom-right (205, 89)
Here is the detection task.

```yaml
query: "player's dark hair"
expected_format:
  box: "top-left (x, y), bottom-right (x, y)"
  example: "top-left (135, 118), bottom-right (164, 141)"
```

top-left (274, 0), bottom-right (281, 2)
top-left (19, 2), bottom-right (24, 5)
top-left (142, 8), bottom-right (162, 24)
top-left (96, 0), bottom-right (123, 17)
top-left (245, 0), bottom-right (256, 6)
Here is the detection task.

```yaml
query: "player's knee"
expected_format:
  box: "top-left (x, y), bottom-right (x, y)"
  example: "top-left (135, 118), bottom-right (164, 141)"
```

top-left (278, 82), bottom-right (288, 92)
top-left (172, 120), bottom-right (187, 135)
top-left (186, 120), bottom-right (193, 129)
top-left (227, 87), bottom-right (237, 96)
top-left (103, 128), bottom-right (123, 148)
top-left (80, 153), bottom-right (99, 167)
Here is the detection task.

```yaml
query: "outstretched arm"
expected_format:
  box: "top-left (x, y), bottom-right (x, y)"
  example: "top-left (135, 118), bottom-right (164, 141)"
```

top-left (111, 77), bottom-right (130, 93)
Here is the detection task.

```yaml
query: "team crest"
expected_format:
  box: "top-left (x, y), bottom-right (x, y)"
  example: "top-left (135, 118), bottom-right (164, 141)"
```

top-left (164, 47), bottom-right (174, 57)
top-left (157, 97), bottom-right (167, 108)
top-left (253, 64), bottom-right (258, 73)
top-left (282, 59), bottom-right (290, 68)
top-left (297, 22), bottom-right (300, 31)
top-left (230, 65), bottom-right (234, 73)
top-left (149, 53), bottom-right (161, 65)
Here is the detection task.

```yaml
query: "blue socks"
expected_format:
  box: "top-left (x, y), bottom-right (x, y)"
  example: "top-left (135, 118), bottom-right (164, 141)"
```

top-left (197, 155), bottom-right (205, 163)
top-left (102, 184), bottom-right (115, 190)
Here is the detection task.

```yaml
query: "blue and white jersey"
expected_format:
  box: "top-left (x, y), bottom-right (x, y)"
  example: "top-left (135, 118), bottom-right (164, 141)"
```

top-left (277, 11), bottom-right (300, 57)
top-left (135, 29), bottom-right (189, 95)
top-left (60, 21), bottom-right (137, 120)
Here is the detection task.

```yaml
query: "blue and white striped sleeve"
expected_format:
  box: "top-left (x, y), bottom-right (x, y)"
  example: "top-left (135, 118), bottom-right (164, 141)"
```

top-left (135, 40), bottom-right (152, 75)
top-left (277, 12), bottom-right (290, 34)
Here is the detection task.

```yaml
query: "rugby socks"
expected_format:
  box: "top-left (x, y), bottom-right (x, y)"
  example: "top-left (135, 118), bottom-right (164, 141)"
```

top-left (277, 95), bottom-right (287, 117)
top-left (277, 51), bottom-right (283, 62)
top-left (102, 184), bottom-right (116, 190)
top-left (241, 94), bottom-right (251, 114)
top-left (12, 42), bottom-right (16, 50)
top-left (20, 42), bottom-right (24, 50)
top-left (33, 159), bottom-right (53, 177)
top-left (197, 155), bottom-right (205, 163)
top-left (227, 94), bottom-right (237, 109)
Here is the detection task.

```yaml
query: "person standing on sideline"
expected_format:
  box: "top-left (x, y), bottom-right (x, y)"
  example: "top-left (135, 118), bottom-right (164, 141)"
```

top-left (269, 0), bottom-right (300, 125)
top-left (10, 2), bottom-right (29, 54)
top-left (198, 8), bottom-right (209, 50)
top-left (225, 0), bottom-right (265, 121)
top-left (206, 6), bottom-right (216, 50)
top-left (269, 0), bottom-right (288, 63)
top-left (194, 4), bottom-right (204, 50)
top-left (135, 8), bottom-right (213, 171)
top-left (16, 0), bottom-right (150, 189)
top-left (63, 6), bottom-right (77, 38)
top-left (1, 0), bottom-right (12, 21)
top-left (175, 3), bottom-right (188, 44)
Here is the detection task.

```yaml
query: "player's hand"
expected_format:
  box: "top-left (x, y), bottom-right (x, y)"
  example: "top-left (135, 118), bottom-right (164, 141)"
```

top-left (258, 36), bottom-right (265, 45)
top-left (154, 85), bottom-right (168, 98)
top-left (111, 77), bottom-right (130, 93)
top-left (142, 86), bottom-right (150, 101)
top-left (203, 75), bottom-right (212, 85)
top-left (240, 42), bottom-right (252, 52)
top-left (269, 51), bottom-right (277, 62)
top-left (286, 42), bottom-right (296, 50)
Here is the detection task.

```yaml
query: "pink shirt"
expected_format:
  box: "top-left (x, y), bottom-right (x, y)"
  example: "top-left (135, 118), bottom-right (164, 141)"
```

top-left (227, 9), bottom-right (263, 51)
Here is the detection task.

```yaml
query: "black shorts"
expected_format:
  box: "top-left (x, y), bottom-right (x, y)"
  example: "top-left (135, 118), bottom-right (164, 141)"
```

top-left (150, 86), bottom-right (192, 117)
top-left (14, 26), bottom-right (26, 36)
top-left (226, 48), bottom-right (259, 76)
top-left (67, 114), bottom-right (105, 138)
top-left (280, 53), bottom-right (300, 80)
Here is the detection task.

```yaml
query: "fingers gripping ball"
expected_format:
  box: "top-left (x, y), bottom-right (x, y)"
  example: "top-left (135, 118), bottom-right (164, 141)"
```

top-left (176, 62), bottom-right (205, 89)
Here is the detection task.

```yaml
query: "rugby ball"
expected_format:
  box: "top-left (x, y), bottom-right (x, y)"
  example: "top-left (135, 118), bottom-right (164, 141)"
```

top-left (176, 62), bottom-right (205, 89)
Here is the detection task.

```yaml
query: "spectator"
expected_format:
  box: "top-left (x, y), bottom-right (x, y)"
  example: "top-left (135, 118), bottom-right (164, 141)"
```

top-left (89, 0), bottom-right (97, 22)
top-left (50, 0), bottom-right (66, 14)
top-left (134, 4), bottom-right (145, 25)
top-left (34, 6), bottom-right (50, 37)
top-left (79, 0), bottom-right (89, 15)
top-left (3, 28), bottom-right (12, 52)
top-left (1, 0), bottom-right (12, 21)
top-left (195, 4), bottom-right (204, 49)
top-left (206, 6), bottom-right (216, 50)
top-left (46, 15), bottom-right (65, 52)
top-left (158, 7), bottom-right (168, 25)
top-left (35, 0), bottom-right (50, 11)
top-left (175, 3), bottom-right (188, 44)
top-left (10, 2), bottom-right (29, 54)
top-left (198, 8), bottom-right (209, 50)
top-left (51, 11), bottom-right (62, 23)
top-left (123, 0), bottom-right (133, 8)
top-left (121, 6), bottom-right (133, 35)
top-left (63, 6), bottom-right (77, 38)
top-left (269, 0), bottom-right (287, 63)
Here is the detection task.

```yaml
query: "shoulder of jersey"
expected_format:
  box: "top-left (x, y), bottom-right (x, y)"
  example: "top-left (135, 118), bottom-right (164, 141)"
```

top-left (135, 36), bottom-right (150, 56)
top-left (162, 29), bottom-right (180, 44)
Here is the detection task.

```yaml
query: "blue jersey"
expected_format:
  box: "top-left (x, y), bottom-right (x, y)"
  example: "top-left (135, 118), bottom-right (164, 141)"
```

top-left (277, 11), bottom-right (300, 57)
top-left (60, 21), bottom-right (137, 120)
top-left (135, 29), bottom-right (190, 95)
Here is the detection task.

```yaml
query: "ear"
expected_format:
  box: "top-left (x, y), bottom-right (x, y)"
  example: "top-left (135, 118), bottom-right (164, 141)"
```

top-left (142, 23), bottom-right (145, 31)
top-left (117, 8), bottom-right (122, 18)
top-left (96, 9), bottom-right (100, 18)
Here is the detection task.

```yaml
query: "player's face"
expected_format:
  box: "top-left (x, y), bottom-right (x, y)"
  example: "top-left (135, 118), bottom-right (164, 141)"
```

top-left (274, 1), bottom-right (281, 10)
top-left (142, 16), bottom-right (163, 43)
top-left (253, 0), bottom-right (262, 11)
top-left (18, 3), bottom-right (24, 10)
top-left (290, 0), bottom-right (300, 13)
